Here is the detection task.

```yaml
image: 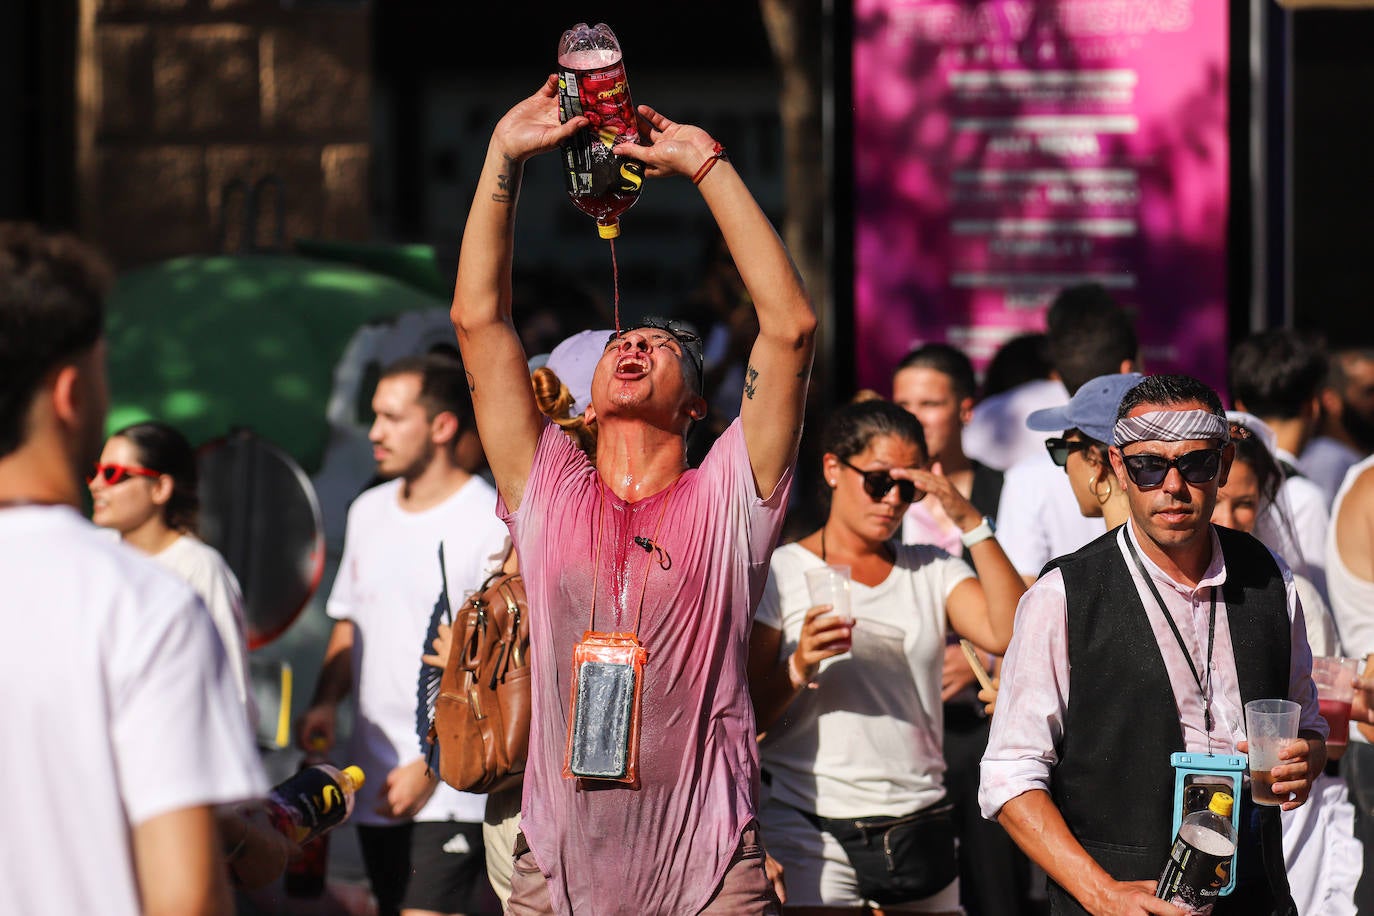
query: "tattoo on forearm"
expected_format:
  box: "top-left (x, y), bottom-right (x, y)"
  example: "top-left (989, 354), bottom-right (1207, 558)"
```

top-left (744, 364), bottom-right (759, 400)
top-left (493, 156), bottom-right (522, 204)
top-left (466, 370), bottom-right (476, 393)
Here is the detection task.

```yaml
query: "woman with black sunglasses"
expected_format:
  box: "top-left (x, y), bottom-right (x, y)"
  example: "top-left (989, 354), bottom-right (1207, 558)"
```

top-left (747, 398), bottom-right (1024, 915)
top-left (973, 375), bottom-right (1142, 722)
top-left (1027, 374), bottom-right (1145, 537)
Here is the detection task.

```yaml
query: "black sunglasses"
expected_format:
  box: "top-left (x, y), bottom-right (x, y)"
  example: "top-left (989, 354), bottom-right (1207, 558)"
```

top-left (1120, 448), bottom-right (1223, 488)
top-left (1044, 437), bottom-right (1094, 468)
top-left (839, 459), bottom-right (924, 503)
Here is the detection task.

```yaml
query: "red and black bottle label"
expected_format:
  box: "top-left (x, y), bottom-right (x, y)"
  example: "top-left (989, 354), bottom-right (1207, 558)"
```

top-left (558, 65), bottom-right (644, 201)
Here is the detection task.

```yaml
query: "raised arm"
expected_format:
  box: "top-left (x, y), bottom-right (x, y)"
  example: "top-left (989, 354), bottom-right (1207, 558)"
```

top-left (902, 464), bottom-right (1025, 654)
top-left (451, 75), bottom-right (588, 512)
top-left (615, 107), bottom-right (816, 497)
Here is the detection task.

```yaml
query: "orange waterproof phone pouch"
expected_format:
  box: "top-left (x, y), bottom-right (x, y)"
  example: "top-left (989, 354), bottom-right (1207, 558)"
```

top-left (563, 631), bottom-right (647, 787)
top-left (565, 479), bottom-right (680, 789)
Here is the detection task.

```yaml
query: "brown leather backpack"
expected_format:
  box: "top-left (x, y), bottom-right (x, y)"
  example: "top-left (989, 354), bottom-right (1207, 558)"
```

top-left (429, 569), bottom-right (530, 794)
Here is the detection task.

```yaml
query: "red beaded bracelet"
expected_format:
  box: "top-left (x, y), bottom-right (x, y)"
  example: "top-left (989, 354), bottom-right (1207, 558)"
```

top-left (691, 142), bottom-right (728, 185)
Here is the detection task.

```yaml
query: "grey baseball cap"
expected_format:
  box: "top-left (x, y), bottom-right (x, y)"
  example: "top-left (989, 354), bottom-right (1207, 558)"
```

top-left (1026, 372), bottom-right (1144, 445)
top-left (545, 328), bottom-right (614, 416)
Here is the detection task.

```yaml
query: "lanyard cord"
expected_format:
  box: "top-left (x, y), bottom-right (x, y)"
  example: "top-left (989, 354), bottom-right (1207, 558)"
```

top-left (588, 477), bottom-right (681, 635)
top-left (1124, 531), bottom-right (1218, 734)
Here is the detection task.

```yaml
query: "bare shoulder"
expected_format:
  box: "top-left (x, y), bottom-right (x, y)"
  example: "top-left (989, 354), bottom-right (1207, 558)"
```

top-left (1338, 464), bottom-right (1374, 526)
top-left (1352, 463), bottom-right (1374, 500)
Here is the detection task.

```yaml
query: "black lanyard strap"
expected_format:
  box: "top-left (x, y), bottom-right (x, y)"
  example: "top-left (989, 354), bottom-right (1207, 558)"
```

top-left (1124, 531), bottom-right (1218, 733)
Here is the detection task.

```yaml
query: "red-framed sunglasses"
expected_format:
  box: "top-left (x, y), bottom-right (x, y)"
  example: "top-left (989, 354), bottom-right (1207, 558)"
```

top-left (86, 463), bottom-right (161, 486)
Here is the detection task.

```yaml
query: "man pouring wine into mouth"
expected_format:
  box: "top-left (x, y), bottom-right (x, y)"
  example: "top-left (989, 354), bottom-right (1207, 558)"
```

top-left (448, 38), bottom-right (816, 915)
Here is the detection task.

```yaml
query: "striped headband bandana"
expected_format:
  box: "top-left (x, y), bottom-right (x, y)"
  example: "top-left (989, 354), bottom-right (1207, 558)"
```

top-left (1113, 409), bottom-right (1231, 446)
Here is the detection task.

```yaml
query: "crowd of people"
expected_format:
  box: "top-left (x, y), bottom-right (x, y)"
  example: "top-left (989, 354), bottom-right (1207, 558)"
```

top-left (6, 75), bottom-right (1374, 916)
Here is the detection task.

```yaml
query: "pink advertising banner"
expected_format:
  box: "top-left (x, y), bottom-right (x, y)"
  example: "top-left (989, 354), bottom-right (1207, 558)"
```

top-left (852, 0), bottom-right (1230, 393)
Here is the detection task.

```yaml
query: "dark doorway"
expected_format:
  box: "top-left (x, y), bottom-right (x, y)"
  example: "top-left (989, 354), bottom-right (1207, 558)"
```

top-left (0, 0), bottom-right (76, 228)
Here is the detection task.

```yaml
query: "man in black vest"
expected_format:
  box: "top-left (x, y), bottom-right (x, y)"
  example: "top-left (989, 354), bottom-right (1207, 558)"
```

top-left (979, 374), bottom-right (1327, 916)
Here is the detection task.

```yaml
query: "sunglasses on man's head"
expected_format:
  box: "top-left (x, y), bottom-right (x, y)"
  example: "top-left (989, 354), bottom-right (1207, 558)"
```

top-left (1044, 437), bottom-right (1093, 468)
top-left (605, 326), bottom-right (703, 349)
top-left (86, 463), bottom-right (160, 486)
top-left (1120, 448), bottom-right (1223, 489)
top-left (839, 458), bottom-right (925, 503)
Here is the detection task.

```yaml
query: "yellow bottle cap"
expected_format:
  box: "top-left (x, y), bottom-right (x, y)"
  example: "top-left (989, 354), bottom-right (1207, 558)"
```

top-left (341, 765), bottom-right (365, 790)
top-left (1208, 792), bottom-right (1234, 817)
top-left (597, 220), bottom-right (621, 240)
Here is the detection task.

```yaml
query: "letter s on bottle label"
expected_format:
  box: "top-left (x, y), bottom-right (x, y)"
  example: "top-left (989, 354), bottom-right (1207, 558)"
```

top-left (618, 161), bottom-right (644, 193)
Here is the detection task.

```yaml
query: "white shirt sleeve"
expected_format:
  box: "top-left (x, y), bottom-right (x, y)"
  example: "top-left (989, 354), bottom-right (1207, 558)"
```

top-left (995, 459), bottom-right (1056, 577)
top-left (477, 515), bottom-right (513, 580)
top-left (755, 562), bottom-right (785, 632)
top-left (1287, 477), bottom-right (1331, 599)
top-left (1275, 553), bottom-right (1328, 740)
top-left (326, 500), bottom-right (363, 622)
top-left (1259, 476), bottom-right (1331, 602)
top-left (178, 543), bottom-right (254, 730)
top-left (1294, 574), bottom-right (1340, 658)
top-left (978, 569), bottom-right (1071, 819)
top-left (109, 578), bottom-right (266, 825)
top-left (937, 552), bottom-right (977, 600)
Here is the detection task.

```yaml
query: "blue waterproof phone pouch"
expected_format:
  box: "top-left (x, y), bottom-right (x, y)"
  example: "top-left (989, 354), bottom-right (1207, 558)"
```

top-left (1169, 752), bottom-right (1246, 896)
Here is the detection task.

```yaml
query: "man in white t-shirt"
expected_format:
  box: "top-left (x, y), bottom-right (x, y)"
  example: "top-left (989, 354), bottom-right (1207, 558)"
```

top-left (964, 377), bottom-right (1068, 473)
top-left (963, 333), bottom-right (1057, 472)
top-left (0, 223), bottom-right (267, 915)
top-left (1229, 329), bottom-right (1332, 600)
top-left (1304, 345), bottom-right (1374, 506)
top-left (995, 284), bottom-right (1139, 582)
top-left (300, 353), bottom-right (510, 916)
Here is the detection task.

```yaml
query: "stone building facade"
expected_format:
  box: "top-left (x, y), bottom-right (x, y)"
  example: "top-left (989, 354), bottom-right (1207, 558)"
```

top-left (77, 0), bottom-right (371, 266)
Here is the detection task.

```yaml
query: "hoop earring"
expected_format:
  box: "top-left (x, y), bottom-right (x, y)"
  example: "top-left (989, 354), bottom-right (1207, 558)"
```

top-left (1094, 475), bottom-right (1113, 507)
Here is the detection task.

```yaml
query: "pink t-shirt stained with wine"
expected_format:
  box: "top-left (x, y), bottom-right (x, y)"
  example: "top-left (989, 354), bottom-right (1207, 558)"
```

top-left (500, 418), bottom-right (793, 916)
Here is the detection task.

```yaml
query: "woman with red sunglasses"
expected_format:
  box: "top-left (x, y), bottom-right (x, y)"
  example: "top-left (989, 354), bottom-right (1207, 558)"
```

top-left (88, 421), bottom-right (295, 886)
top-left (89, 421), bottom-right (252, 726)
top-left (746, 398), bottom-right (1025, 915)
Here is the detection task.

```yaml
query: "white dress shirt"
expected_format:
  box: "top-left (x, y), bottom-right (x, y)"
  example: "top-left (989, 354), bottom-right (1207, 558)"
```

top-left (980, 521), bottom-right (1325, 820)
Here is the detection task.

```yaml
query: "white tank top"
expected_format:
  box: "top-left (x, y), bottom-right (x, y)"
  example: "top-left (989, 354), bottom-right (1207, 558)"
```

top-left (1327, 455), bottom-right (1374, 659)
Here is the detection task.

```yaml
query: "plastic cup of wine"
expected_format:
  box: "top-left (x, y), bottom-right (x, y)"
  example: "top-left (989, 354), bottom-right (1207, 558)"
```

top-left (1244, 698), bottom-right (1300, 806)
top-left (1311, 656), bottom-right (1360, 748)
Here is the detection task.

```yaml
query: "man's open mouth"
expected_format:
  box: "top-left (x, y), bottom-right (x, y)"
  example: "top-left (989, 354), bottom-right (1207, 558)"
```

top-left (615, 354), bottom-right (650, 378)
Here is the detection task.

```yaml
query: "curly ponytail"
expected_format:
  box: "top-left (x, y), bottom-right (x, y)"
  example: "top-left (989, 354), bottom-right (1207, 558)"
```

top-left (532, 366), bottom-right (597, 459)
